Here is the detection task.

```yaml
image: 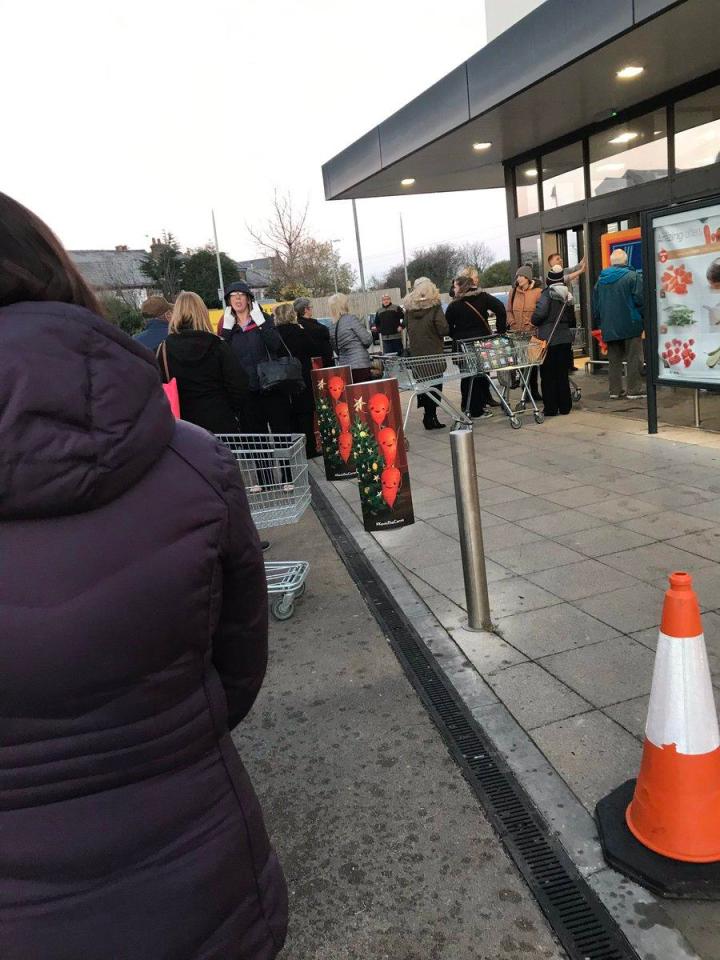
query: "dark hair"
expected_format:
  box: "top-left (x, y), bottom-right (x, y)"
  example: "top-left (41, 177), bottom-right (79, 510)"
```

top-left (0, 192), bottom-right (101, 312)
top-left (707, 258), bottom-right (720, 286)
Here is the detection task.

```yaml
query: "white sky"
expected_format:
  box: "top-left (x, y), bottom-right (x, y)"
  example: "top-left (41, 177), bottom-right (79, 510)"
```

top-left (2, 0), bottom-right (509, 281)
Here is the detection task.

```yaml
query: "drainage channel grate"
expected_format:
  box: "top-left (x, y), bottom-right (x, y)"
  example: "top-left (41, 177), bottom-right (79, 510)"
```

top-left (311, 479), bottom-right (638, 960)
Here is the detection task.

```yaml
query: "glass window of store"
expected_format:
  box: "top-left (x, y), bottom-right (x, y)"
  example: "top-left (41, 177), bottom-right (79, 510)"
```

top-left (589, 109), bottom-right (668, 197)
top-left (518, 235), bottom-right (542, 278)
top-left (542, 142), bottom-right (585, 208)
top-left (515, 161), bottom-right (539, 216)
top-left (674, 86), bottom-right (720, 173)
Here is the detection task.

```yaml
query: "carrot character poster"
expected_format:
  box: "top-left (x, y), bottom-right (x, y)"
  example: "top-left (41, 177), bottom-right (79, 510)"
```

top-left (344, 378), bottom-right (414, 532)
top-left (311, 366), bottom-right (357, 481)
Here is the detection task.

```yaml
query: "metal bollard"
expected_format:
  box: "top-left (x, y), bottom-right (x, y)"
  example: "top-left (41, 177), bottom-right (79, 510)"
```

top-left (450, 428), bottom-right (492, 631)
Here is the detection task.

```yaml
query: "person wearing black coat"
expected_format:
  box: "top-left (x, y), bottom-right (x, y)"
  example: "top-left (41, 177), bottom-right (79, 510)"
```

top-left (276, 302), bottom-right (318, 455)
top-left (373, 294), bottom-right (405, 356)
top-left (161, 291), bottom-right (248, 433)
top-left (294, 296), bottom-right (334, 366)
top-left (219, 281), bottom-right (292, 435)
top-left (445, 271), bottom-right (507, 419)
top-left (531, 281), bottom-right (574, 417)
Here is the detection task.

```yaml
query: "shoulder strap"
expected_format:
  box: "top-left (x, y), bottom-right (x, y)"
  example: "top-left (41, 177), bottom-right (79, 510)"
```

top-left (465, 299), bottom-right (491, 332)
top-left (546, 299), bottom-right (569, 346)
top-left (156, 340), bottom-right (171, 382)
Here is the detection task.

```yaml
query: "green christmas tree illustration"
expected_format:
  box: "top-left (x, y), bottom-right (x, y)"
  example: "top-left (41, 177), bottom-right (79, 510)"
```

top-left (317, 394), bottom-right (343, 470)
top-left (351, 415), bottom-right (386, 515)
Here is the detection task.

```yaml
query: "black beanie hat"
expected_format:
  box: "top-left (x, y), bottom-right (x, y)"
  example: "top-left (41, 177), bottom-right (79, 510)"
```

top-left (224, 280), bottom-right (254, 303)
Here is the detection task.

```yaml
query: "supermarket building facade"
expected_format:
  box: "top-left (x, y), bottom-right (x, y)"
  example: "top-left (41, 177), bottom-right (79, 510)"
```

top-left (322, 0), bottom-right (720, 428)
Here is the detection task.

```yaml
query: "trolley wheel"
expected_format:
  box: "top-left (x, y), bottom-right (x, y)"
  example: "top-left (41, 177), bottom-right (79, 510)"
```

top-left (271, 597), bottom-right (295, 621)
top-left (572, 388), bottom-right (582, 402)
top-left (294, 581), bottom-right (307, 600)
top-left (515, 401), bottom-right (526, 412)
top-left (534, 412), bottom-right (545, 424)
top-left (510, 416), bottom-right (523, 430)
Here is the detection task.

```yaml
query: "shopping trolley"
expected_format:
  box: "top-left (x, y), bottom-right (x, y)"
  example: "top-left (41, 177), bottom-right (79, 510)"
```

top-left (569, 327), bottom-right (586, 402)
top-left (216, 433), bottom-right (310, 621)
top-left (460, 334), bottom-right (544, 430)
top-left (381, 352), bottom-right (479, 432)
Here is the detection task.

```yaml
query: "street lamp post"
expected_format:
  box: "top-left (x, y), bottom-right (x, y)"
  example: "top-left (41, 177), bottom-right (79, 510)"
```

top-left (399, 212), bottom-right (409, 296)
top-left (330, 238), bottom-right (341, 294)
top-left (211, 209), bottom-right (225, 305)
top-left (352, 199), bottom-right (366, 293)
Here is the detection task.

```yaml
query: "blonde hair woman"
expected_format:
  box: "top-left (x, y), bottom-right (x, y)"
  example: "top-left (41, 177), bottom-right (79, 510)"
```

top-left (329, 291), bottom-right (373, 382)
top-left (273, 301), bottom-right (319, 456)
top-left (160, 291), bottom-right (248, 433)
top-left (402, 277), bottom-right (449, 429)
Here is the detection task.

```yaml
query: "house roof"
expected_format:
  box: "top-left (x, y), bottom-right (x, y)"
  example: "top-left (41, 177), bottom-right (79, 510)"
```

top-left (237, 257), bottom-right (274, 288)
top-left (70, 249), bottom-right (150, 290)
top-left (322, 0), bottom-right (714, 200)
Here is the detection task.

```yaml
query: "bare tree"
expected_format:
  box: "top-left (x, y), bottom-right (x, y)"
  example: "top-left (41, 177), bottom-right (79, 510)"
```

top-left (248, 190), bottom-right (309, 287)
top-left (457, 240), bottom-right (494, 275)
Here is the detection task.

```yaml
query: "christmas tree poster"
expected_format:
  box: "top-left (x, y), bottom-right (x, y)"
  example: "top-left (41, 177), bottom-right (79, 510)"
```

top-left (311, 365), bottom-right (357, 481)
top-left (344, 378), bottom-right (414, 532)
top-left (311, 356), bottom-right (324, 456)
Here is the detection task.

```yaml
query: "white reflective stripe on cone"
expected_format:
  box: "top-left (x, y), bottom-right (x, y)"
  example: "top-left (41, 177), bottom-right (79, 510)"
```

top-left (645, 632), bottom-right (720, 755)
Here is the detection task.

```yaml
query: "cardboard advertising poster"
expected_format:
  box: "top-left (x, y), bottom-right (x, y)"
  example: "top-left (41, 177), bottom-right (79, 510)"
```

top-left (652, 200), bottom-right (720, 387)
top-left (311, 366), bottom-right (357, 481)
top-left (344, 378), bottom-right (414, 533)
top-left (311, 356), bottom-right (324, 455)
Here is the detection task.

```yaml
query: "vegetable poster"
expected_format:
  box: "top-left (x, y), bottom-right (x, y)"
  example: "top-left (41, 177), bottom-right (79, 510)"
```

top-left (344, 378), bottom-right (415, 533)
top-left (653, 201), bottom-right (720, 386)
top-left (311, 365), bottom-right (357, 481)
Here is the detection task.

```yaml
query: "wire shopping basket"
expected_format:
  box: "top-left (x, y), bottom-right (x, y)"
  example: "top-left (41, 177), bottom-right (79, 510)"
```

top-left (381, 352), bottom-right (478, 430)
top-left (216, 433), bottom-right (311, 621)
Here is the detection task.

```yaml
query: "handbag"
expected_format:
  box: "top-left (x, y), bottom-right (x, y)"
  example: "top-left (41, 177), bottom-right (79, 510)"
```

top-left (156, 341), bottom-right (181, 419)
top-left (528, 301), bottom-right (569, 365)
top-left (257, 331), bottom-right (305, 395)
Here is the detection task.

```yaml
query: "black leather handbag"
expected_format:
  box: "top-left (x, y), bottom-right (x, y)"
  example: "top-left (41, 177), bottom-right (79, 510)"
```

top-left (257, 337), bottom-right (305, 395)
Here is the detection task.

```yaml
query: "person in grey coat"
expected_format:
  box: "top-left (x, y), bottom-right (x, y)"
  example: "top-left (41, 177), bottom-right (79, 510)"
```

top-left (329, 292), bottom-right (373, 381)
top-left (531, 280), bottom-right (574, 417)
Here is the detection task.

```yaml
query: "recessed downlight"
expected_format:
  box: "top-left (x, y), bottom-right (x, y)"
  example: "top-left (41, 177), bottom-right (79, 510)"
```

top-left (473, 141), bottom-right (492, 151)
top-left (400, 178), bottom-right (416, 187)
top-left (609, 131), bottom-right (638, 145)
top-left (617, 65), bottom-right (644, 80)
top-left (524, 169), bottom-right (538, 178)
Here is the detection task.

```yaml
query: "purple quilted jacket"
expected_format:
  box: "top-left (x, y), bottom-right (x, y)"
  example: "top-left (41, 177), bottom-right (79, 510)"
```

top-left (0, 301), bottom-right (287, 959)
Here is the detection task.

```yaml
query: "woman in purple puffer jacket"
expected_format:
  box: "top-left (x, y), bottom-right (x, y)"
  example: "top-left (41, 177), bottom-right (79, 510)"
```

top-left (0, 193), bottom-right (287, 960)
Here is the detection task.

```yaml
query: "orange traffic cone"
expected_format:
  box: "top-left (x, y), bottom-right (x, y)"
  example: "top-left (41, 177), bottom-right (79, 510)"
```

top-left (597, 571), bottom-right (720, 899)
top-left (626, 571), bottom-right (720, 862)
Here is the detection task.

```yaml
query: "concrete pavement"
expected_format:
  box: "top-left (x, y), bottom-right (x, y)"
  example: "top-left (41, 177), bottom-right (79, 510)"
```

top-left (316, 387), bottom-right (720, 960)
top-left (234, 509), bottom-right (565, 960)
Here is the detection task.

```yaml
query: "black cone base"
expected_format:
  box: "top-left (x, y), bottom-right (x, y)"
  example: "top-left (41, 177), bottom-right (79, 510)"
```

top-left (596, 779), bottom-right (720, 900)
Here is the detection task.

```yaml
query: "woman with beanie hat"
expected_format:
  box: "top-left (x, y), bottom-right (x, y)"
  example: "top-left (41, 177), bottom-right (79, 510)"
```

top-left (219, 281), bottom-right (293, 437)
top-left (507, 265), bottom-right (542, 402)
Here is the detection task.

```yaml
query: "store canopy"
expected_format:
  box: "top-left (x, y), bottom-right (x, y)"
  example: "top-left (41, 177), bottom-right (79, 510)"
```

top-left (322, 0), bottom-right (716, 201)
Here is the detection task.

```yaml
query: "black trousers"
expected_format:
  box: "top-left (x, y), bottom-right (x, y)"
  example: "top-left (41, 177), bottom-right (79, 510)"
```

top-left (540, 344), bottom-right (573, 416)
top-left (461, 375), bottom-right (489, 416)
top-left (418, 384), bottom-right (443, 420)
top-left (241, 390), bottom-right (294, 485)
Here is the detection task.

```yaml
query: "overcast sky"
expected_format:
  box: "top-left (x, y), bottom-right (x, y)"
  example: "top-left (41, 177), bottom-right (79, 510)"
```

top-left (2, 0), bottom-right (509, 281)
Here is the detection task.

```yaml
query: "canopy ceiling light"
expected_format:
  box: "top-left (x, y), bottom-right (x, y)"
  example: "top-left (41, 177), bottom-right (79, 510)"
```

top-left (473, 142), bottom-right (492, 151)
top-left (609, 131), bottom-right (639, 144)
top-left (617, 65), bottom-right (645, 79)
top-left (400, 178), bottom-right (416, 187)
top-left (524, 168), bottom-right (538, 177)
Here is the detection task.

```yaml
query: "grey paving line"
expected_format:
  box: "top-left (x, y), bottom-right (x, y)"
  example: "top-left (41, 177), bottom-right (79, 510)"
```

top-left (309, 460), bottom-right (702, 960)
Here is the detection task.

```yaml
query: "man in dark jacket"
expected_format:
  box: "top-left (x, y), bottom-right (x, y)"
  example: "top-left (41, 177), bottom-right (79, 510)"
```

top-left (446, 272), bottom-right (507, 418)
top-left (372, 294), bottom-right (404, 356)
top-left (134, 294), bottom-right (173, 350)
top-left (592, 248), bottom-right (645, 399)
top-left (294, 296), bottom-right (334, 366)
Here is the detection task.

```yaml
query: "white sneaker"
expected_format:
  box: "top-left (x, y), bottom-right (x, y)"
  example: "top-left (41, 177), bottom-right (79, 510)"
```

top-left (627, 393), bottom-right (647, 400)
top-left (473, 410), bottom-right (494, 420)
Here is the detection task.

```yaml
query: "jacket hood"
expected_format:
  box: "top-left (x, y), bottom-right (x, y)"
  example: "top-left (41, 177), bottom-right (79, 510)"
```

top-left (454, 287), bottom-right (482, 302)
top-left (165, 330), bottom-right (221, 364)
top-left (599, 266), bottom-right (631, 284)
top-left (547, 282), bottom-right (572, 302)
top-left (0, 301), bottom-right (174, 520)
top-left (403, 278), bottom-right (441, 310)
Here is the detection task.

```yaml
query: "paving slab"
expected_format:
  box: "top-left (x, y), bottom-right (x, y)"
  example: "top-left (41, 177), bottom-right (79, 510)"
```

top-left (526, 558), bottom-right (634, 601)
top-left (539, 635), bottom-right (656, 708)
top-left (682, 497), bottom-right (720, 522)
top-left (495, 603), bottom-right (619, 658)
top-left (629, 483), bottom-right (717, 510)
top-left (555, 524), bottom-right (655, 558)
top-left (483, 495), bottom-right (567, 522)
top-left (412, 495), bottom-right (460, 520)
top-left (604, 695), bottom-right (650, 739)
top-left (619, 509), bottom-right (714, 540)
top-left (478, 520), bottom-right (543, 553)
top-left (450, 627), bottom-right (528, 675)
top-left (487, 576), bottom-right (563, 621)
top-left (601, 473), bottom-right (667, 496)
top-left (577, 495), bottom-right (664, 523)
top-left (668, 528), bottom-right (720, 563)
top-left (576, 583), bottom-right (666, 634)
top-left (516, 509), bottom-right (600, 538)
top-left (542, 484), bottom-right (617, 507)
top-left (633, 609), bottom-right (720, 674)
top-left (487, 540), bottom-right (587, 576)
top-left (531, 711), bottom-right (643, 812)
top-left (599, 541), bottom-right (715, 585)
top-left (485, 662), bottom-right (592, 730)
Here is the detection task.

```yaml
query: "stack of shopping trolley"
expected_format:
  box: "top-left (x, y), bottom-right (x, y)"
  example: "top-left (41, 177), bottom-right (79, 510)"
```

top-left (216, 433), bottom-right (311, 621)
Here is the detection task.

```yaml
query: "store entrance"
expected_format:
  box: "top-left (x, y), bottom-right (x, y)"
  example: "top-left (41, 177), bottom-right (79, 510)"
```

top-left (543, 226), bottom-right (588, 358)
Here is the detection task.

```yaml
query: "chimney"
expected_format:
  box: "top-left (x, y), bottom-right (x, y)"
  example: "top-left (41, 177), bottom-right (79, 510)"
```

top-left (115, 244), bottom-right (128, 252)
